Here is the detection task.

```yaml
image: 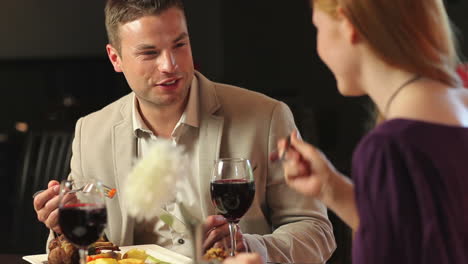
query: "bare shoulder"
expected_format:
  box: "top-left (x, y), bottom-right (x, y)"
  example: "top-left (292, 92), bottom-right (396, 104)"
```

top-left (448, 87), bottom-right (468, 126)
top-left (392, 81), bottom-right (468, 126)
top-left (451, 86), bottom-right (468, 107)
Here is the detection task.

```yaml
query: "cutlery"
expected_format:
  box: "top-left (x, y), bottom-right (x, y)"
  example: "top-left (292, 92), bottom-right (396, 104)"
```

top-left (32, 182), bottom-right (116, 199)
top-left (270, 135), bottom-right (291, 163)
top-left (279, 135), bottom-right (291, 161)
top-left (68, 182), bottom-right (116, 198)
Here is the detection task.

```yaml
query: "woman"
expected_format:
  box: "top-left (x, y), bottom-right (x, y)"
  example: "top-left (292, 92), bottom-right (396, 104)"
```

top-left (227, 0), bottom-right (468, 263)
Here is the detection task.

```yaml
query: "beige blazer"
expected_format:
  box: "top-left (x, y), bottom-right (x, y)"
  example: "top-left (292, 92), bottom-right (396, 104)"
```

top-left (64, 72), bottom-right (336, 262)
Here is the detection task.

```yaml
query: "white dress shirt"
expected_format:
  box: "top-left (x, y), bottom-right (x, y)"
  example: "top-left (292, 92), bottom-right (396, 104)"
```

top-left (131, 78), bottom-right (201, 257)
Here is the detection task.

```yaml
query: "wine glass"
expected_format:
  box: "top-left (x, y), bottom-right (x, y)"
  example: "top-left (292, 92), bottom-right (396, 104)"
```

top-left (58, 179), bottom-right (108, 264)
top-left (210, 158), bottom-right (256, 256)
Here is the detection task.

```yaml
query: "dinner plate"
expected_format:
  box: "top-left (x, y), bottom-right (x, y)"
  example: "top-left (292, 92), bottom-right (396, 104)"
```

top-left (23, 244), bottom-right (193, 264)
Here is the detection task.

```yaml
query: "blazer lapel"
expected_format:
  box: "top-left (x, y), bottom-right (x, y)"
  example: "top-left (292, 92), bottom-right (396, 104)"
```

top-left (198, 115), bottom-right (223, 218)
top-left (196, 72), bottom-right (223, 218)
top-left (112, 96), bottom-right (136, 245)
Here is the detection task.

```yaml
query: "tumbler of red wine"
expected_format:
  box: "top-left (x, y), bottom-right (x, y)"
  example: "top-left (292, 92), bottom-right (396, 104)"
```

top-left (210, 158), bottom-right (255, 257)
top-left (58, 179), bottom-right (107, 264)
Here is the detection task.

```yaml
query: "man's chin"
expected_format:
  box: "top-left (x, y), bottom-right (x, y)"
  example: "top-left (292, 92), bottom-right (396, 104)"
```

top-left (148, 96), bottom-right (183, 108)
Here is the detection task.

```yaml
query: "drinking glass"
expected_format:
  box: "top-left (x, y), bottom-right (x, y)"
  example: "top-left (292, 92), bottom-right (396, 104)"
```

top-left (58, 179), bottom-right (107, 264)
top-left (210, 158), bottom-right (256, 256)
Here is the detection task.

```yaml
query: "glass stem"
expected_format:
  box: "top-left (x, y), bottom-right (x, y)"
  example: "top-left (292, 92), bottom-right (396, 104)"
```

top-left (228, 222), bottom-right (237, 257)
top-left (79, 247), bottom-right (88, 264)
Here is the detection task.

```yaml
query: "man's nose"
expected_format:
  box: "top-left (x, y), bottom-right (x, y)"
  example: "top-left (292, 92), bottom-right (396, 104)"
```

top-left (158, 51), bottom-right (178, 73)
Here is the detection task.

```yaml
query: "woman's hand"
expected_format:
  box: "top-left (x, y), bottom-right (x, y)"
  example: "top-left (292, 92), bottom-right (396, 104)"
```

top-left (276, 131), bottom-right (338, 200)
top-left (274, 131), bottom-right (359, 230)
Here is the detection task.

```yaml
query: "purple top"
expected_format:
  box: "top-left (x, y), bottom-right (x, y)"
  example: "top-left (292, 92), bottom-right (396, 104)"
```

top-left (352, 118), bottom-right (468, 264)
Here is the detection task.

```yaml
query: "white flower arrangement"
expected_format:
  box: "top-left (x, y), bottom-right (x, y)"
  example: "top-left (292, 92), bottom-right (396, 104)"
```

top-left (123, 139), bottom-right (189, 221)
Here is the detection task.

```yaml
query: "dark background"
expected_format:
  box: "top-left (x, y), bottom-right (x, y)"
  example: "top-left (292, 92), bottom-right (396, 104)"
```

top-left (0, 0), bottom-right (467, 263)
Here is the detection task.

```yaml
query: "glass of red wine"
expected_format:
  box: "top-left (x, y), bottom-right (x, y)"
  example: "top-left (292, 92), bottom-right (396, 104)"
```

top-left (58, 179), bottom-right (107, 264)
top-left (210, 158), bottom-right (256, 257)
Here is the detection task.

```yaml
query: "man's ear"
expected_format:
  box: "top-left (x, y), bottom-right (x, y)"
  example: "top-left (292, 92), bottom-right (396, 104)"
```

top-left (337, 7), bottom-right (360, 45)
top-left (106, 44), bottom-right (123, 72)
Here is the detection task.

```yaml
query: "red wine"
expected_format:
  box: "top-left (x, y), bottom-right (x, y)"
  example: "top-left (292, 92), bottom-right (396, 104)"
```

top-left (59, 204), bottom-right (107, 247)
top-left (210, 179), bottom-right (255, 222)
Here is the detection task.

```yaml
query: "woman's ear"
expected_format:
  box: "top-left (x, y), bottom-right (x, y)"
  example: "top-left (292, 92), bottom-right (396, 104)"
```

top-left (337, 7), bottom-right (360, 44)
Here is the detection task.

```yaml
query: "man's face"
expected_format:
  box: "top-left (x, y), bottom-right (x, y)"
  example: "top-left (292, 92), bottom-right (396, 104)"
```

top-left (107, 7), bottom-right (194, 108)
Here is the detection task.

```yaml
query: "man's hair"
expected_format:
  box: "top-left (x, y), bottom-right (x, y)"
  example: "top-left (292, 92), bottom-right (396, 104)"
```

top-left (105, 0), bottom-right (185, 53)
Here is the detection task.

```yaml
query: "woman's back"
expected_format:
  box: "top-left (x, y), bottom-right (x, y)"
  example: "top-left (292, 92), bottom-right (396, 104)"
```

top-left (352, 118), bottom-right (468, 264)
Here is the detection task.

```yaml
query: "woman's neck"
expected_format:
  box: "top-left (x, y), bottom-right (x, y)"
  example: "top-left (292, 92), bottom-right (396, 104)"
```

top-left (359, 56), bottom-right (468, 126)
top-left (358, 57), bottom-right (420, 117)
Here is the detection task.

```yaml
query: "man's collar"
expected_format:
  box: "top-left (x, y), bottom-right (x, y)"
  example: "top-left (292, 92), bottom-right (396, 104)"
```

top-left (184, 74), bottom-right (199, 128)
top-left (131, 94), bottom-right (152, 136)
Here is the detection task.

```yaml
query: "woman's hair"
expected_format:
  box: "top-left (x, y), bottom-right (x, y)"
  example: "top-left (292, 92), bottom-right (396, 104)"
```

top-left (105, 0), bottom-right (185, 54)
top-left (313, 0), bottom-right (461, 87)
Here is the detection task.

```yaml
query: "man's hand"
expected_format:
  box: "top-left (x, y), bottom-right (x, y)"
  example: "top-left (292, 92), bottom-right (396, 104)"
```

top-left (203, 215), bottom-right (247, 253)
top-left (33, 180), bottom-right (79, 234)
top-left (33, 180), bottom-right (62, 233)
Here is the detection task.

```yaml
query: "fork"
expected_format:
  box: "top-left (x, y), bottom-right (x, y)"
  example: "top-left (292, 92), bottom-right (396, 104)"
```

top-left (32, 182), bottom-right (116, 199)
top-left (68, 182), bottom-right (116, 199)
top-left (270, 135), bottom-right (291, 163)
top-left (279, 135), bottom-right (291, 162)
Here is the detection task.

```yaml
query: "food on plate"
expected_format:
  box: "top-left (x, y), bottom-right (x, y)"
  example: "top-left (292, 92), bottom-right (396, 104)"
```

top-left (117, 259), bottom-right (145, 264)
top-left (47, 235), bottom-right (170, 264)
top-left (120, 249), bottom-right (170, 264)
top-left (90, 241), bottom-right (121, 253)
top-left (87, 251), bottom-right (122, 262)
top-left (146, 254), bottom-right (170, 264)
top-left (122, 249), bottom-right (148, 260)
top-left (48, 235), bottom-right (120, 264)
top-left (48, 235), bottom-right (79, 264)
top-left (87, 248), bottom-right (170, 264)
top-left (203, 247), bottom-right (228, 261)
top-left (88, 258), bottom-right (119, 264)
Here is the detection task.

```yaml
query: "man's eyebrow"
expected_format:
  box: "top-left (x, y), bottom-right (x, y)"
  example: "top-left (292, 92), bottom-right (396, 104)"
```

top-left (173, 32), bottom-right (188, 43)
top-left (135, 44), bottom-right (157, 51)
top-left (133, 33), bottom-right (188, 51)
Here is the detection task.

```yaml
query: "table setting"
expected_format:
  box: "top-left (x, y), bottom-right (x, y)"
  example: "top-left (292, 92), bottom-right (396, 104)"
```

top-left (23, 140), bottom-right (258, 264)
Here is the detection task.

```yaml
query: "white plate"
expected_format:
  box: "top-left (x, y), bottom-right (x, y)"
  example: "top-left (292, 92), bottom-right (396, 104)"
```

top-left (23, 244), bottom-right (193, 264)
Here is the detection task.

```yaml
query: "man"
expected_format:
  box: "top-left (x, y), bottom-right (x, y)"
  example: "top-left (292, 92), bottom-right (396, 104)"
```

top-left (33, 0), bottom-right (336, 262)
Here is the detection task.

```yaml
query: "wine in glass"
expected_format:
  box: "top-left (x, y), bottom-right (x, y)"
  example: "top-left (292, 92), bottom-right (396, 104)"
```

top-left (210, 158), bottom-right (255, 256)
top-left (58, 179), bottom-right (107, 264)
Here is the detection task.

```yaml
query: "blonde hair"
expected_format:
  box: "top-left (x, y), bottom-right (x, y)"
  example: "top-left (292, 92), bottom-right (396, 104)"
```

top-left (313, 0), bottom-right (461, 87)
